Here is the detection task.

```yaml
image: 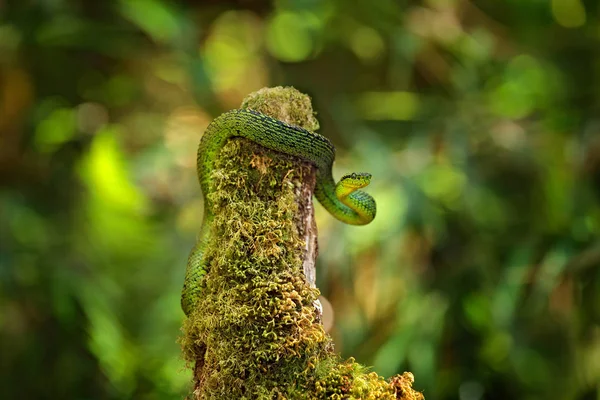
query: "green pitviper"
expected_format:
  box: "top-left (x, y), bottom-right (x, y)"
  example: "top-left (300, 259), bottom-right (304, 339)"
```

top-left (181, 108), bottom-right (376, 316)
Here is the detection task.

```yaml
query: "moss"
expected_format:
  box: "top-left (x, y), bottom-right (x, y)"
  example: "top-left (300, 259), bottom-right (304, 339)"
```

top-left (240, 86), bottom-right (320, 131)
top-left (181, 87), bottom-right (423, 399)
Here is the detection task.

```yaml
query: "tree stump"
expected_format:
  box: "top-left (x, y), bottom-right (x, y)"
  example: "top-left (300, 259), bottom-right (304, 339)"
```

top-left (180, 86), bottom-right (423, 400)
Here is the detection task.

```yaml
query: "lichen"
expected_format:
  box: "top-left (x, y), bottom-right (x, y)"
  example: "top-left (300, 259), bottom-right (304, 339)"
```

top-left (180, 87), bottom-right (423, 399)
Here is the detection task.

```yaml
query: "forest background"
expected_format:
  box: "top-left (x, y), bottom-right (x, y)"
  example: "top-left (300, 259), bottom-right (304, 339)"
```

top-left (1, 0), bottom-right (599, 399)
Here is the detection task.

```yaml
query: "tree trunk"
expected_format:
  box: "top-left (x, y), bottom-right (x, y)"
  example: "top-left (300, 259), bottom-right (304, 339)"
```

top-left (180, 86), bottom-right (423, 400)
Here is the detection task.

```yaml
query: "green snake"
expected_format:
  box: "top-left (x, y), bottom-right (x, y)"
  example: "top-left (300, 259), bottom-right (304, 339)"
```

top-left (181, 108), bottom-right (376, 316)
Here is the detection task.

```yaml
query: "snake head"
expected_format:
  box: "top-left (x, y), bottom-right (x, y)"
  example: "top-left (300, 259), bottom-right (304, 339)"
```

top-left (340, 172), bottom-right (372, 189)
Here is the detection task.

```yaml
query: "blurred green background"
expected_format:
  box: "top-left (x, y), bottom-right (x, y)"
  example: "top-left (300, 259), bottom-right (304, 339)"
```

top-left (1, 0), bottom-right (600, 399)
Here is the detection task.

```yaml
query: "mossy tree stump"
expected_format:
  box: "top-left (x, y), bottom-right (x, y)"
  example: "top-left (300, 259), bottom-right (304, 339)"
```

top-left (181, 87), bottom-right (423, 400)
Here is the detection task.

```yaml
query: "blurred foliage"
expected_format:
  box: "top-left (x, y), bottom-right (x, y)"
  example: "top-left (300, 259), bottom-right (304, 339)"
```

top-left (1, 0), bottom-right (600, 399)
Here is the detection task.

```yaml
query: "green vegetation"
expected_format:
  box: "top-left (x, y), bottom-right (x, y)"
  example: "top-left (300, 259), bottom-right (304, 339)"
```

top-left (1, 1), bottom-right (599, 399)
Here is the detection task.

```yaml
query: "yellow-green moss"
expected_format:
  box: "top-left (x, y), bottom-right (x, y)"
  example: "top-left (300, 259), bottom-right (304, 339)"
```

top-left (180, 87), bottom-right (423, 400)
top-left (240, 86), bottom-right (320, 132)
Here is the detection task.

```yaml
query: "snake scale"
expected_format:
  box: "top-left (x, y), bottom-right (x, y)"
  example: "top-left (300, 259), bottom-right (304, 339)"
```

top-left (181, 108), bottom-right (376, 316)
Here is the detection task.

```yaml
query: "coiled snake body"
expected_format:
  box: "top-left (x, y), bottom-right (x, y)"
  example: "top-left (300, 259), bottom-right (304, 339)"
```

top-left (181, 109), bottom-right (376, 316)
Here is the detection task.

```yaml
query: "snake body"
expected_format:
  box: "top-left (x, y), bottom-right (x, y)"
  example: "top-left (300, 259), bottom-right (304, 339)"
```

top-left (181, 109), bottom-right (376, 316)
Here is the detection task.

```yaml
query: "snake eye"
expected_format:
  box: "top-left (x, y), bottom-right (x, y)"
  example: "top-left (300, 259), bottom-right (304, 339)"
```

top-left (351, 173), bottom-right (356, 179)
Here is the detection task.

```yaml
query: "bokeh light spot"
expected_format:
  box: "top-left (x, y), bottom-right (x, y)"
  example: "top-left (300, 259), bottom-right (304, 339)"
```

top-left (266, 11), bottom-right (316, 62)
top-left (203, 11), bottom-right (266, 100)
top-left (349, 26), bottom-right (385, 62)
top-left (81, 126), bottom-right (147, 213)
top-left (34, 107), bottom-right (76, 153)
top-left (487, 55), bottom-right (549, 118)
top-left (551, 0), bottom-right (586, 28)
top-left (418, 163), bottom-right (465, 205)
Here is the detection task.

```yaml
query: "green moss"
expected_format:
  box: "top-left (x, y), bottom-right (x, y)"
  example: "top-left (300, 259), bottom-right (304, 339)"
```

top-left (181, 87), bottom-right (423, 399)
top-left (240, 86), bottom-right (320, 131)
